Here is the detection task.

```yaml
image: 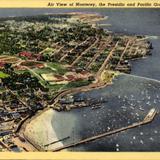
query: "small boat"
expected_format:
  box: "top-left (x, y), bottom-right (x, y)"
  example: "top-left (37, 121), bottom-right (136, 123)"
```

top-left (91, 104), bottom-right (102, 110)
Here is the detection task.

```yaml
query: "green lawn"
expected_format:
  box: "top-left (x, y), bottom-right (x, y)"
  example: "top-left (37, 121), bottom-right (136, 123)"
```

top-left (15, 70), bottom-right (28, 74)
top-left (33, 67), bottom-right (53, 74)
top-left (0, 71), bottom-right (9, 78)
top-left (47, 63), bottom-right (67, 75)
top-left (64, 80), bottom-right (91, 89)
top-left (49, 84), bottom-right (65, 92)
top-left (48, 79), bottom-right (91, 93)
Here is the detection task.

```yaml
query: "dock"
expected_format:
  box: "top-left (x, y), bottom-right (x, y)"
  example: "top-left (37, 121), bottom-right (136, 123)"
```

top-left (44, 136), bottom-right (70, 147)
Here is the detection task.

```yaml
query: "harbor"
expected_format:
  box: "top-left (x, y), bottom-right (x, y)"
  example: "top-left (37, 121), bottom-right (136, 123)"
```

top-left (52, 108), bottom-right (157, 151)
top-left (24, 73), bottom-right (160, 151)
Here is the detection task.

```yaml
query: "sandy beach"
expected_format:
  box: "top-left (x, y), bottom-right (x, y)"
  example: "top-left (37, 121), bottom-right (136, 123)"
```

top-left (24, 109), bottom-right (64, 151)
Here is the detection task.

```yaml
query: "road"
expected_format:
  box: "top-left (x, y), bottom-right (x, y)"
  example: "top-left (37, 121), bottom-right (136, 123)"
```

top-left (49, 81), bottom-right (107, 107)
top-left (116, 39), bottom-right (132, 67)
top-left (59, 37), bottom-right (91, 62)
top-left (96, 41), bottom-right (119, 78)
top-left (85, 36), bottom-right (112, 69)
top-left (71, 37), bottom-right (100, 66)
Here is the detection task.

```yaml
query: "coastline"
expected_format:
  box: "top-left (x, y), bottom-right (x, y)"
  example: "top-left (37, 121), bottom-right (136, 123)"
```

top-left (24, 109), bottom-right (64, 151)
top-left (23, 73), bottom-right (160, 151)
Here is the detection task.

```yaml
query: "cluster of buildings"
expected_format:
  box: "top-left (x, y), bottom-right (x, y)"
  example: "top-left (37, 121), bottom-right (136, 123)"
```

top-left (41, 70), bottom-right (94, 85)
top-left (0, 69), bottom-right (50, 151)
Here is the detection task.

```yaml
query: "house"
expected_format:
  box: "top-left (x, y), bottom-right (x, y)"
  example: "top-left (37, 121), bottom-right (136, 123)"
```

top-left (34, 54), bottom-right (42, 61)
top-left (0, 62), bottom-right (6, 68)
top-left (54, 75), bottom-right (65, 82)
top-left (19, 51), bottom-right (33, 59)
top-left (35, 63), bottom-right (44, 69)
top-left (11, 112), bottom-right (21, 119)
top-left (65, 75), bottom-right (75, 81)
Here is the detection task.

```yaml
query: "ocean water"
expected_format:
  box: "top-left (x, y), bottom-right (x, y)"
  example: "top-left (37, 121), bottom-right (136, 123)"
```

top-left (52, 74), bottom-right (160, 151)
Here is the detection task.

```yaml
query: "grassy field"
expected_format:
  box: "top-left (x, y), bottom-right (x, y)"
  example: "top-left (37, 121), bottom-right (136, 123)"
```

top-left (49, 84), bottom-right (65, 92)
top-left (0, 71), bottom-right (10, 78)
top-left (33, 67), bottom-right (54, 74)
top-left (64, 80), bottom-right (91, 89)
top-left (47, 63), bottom-right (68, 75)
top-left (48, 80), bottom-right (91, 94)
top-left (13, 62), bottom-right (90, 94)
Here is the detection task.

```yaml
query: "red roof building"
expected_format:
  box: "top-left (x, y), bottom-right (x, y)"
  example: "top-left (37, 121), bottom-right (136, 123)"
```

top-left (19, 51), bottom-right (33, 59)
top-left (65, 75), bottom-right (75, 81)
top-left (0, 62), bottom-right (6, 68)
top-left (34, 54), bottom-right (42, 61)
top-left (35, 63), bottom-right (44, 68)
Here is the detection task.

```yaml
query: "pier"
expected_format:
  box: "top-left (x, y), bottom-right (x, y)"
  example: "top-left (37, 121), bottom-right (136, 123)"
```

top-left (52, 108), bottom-right (157, 151)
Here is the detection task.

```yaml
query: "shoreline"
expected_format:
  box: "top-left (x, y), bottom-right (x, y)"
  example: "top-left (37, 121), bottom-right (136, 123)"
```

top-left (0, 12), bottom-right (106, 23)
top-left (23, 73), bottom-right (160, 151)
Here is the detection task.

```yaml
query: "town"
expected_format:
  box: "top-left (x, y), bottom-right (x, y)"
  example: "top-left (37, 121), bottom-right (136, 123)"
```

top-left (0, 13), bottom-right (152, 151)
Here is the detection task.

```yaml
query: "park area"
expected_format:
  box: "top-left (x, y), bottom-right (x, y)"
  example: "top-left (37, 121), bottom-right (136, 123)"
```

top-left (0, 71), bottom-right (9, 78)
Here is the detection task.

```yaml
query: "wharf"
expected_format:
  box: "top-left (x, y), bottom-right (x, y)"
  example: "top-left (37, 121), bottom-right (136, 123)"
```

top-left (52, 108), bottom-right (157, 151)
